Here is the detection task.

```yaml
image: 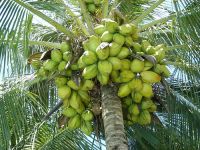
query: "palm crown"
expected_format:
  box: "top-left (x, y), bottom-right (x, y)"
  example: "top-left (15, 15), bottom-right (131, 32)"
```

top-left (0, 0), bottom-right (200, 149)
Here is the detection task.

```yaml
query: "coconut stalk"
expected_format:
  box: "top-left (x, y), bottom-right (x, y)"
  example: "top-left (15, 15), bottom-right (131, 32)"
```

top-left (101, 85), bottom-right (128, 150)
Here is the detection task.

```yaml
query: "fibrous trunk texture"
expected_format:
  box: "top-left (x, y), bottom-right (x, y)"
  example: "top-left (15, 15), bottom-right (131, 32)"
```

top-left (101, 85), bottom-right (128, 150)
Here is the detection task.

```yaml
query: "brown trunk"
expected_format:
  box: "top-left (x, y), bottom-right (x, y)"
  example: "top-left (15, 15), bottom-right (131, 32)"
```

top-left (101, 85), bottom-right (128, 150)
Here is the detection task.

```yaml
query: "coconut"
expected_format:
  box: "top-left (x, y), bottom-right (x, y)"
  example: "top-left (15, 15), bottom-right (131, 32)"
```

top-left (82, 64), bottom-right (98, 79)
top-left (108, 57), bottom-right (121, 70)
top-left (119, 24), bottom-right (133, 35)
top-left (51, 49), bottom-right (62, 63)
top-left (160, 65), bottom-right (170, 78)
top-left (82, 110), bottom-right (94, 121)
top-left (130, 59), bottom-right (144, 73)
top-left (128, 104), bottom-right (140, 115)
top-left (120, 70), bottom-right (135, 82)
top-left (76, 102), bottom-right (85, 114)
top-left (70, 64), bottom-right (79, 70)
top-left (55, 76), bottom-right (68, 87)
top-left (63, 51), bottom-right (72, 62)
top-left (77, 56), bottom-right (86, 69)
top-left (146, 46), bottom-right (156, 55)
top-left (128, 78), bottom-right (143, 91)
top-left (94, 25), bottom-right (106, 35)
top-left (38, 67), bottom-right (49, 77)
top-left (132, 92), bottom-right (143, 103)
top-left (131, 115), bottom-right (138, 123)
top-left (101, 31), bottom-right (113, 42)
top-left (132, 31), bottom-right (139, 41)
top-left (120, 59), bottom-right (131, 70)
top-left (154, 49), bottom-right (166, 62)
top-left (82, 51), bottom-right (97, 65)
top-left (141, 71), bottom-right (161, 83)
top-left (153, 64), bottom-right (162, 74)
top-left (43, 59), bottom-right (58, 71)
top-left (63, 98), bottom-right (70, 107)
top-left (138, 110), bottom-right (151, 125)
top-left (66, 69), bottom-right (72, 76)
top-left (87, 35), bottom-right (101, 52)
top-left (155, 44), bottom-right (165, 51)
top-left (133, 42), bottom-right (142, 52)
top-left (80, 80), bottom-right (94, 91)
top-left (96, 44), bottom-right (109, 60)
top-left (141, 40), bottom-right (151, 52)
top-left (31, 60), bottom-right (41, 70)
top-left (125, 36), bottom-right (133, 47)
top-left (141, 100), bottom-right (154, 110)
top-left (81, 121), bottom-right (93, 135)
top-left (69, 91), bottom-right (82, 109)
top-left (111, 70), bottom-right (120, 82)
top-left (87, 3), bottom-right (96, 13)
top-left (109, 42), bottom-right (122, 56)
top-left (78, 90), bottom-right (90, 105)
top-left (97, 73), bottom-right (109, 85)
top-left (62, 107), bottom-right (77, 117)
top-left (113, 33), bottom-right (125, 46)
top-left (122, 96), bottom-right (132, 106)
top-left (148, 103), bottom-right (157, 112)
top-left (104, 19), bottom-right (118, 33)
top-left (117, 47), bottom-right (131, 59)
top-left (140, 83), bottom-right (153, 98)
top-left (118, 83), bottom-right (132, 98)
top-left (68, 114), bottom-right (81, 130)
top-left (60, 42), bottom-right (70, 53)
top-left (58, 85), bottom-right (71, 99)
top-left (67, 80), bottom-right (79, 90)
top-left (98, 60), bottom-right (112, 75)
top-left (58, 61), bottom-right (67, 71)
top-left (143, 60), bottom-right (153, 71)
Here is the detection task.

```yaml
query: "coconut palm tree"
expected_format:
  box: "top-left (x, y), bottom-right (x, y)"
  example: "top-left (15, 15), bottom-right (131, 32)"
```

top-left (0, 0), bottom-right (200, 149)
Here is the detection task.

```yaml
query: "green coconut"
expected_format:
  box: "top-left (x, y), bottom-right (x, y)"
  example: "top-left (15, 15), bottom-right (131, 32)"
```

top-left (63, 51), bottom-right (72, 62)
top-left (58, 61), bottom-right (67, 71)
top-left (87, 3), bottom-right (96, 13)
top-left (82, 110), bottom-right (94, 121)
top-left (68, 114), bottom-right (81, 130)
top-left (104, 19), bottom-right (119, 33)
top-left (55, 76), bottom-right (68, 87)
top-left (143, 60), bottom-right (153, 71)
top-left (140, 83), bottom-right (153, 98)
top-left (141, 71), bottom-right (161, 83)
top-left (94, 25), bottom-right (106, 35)
top-left (101, 31), bottom-right (113, 42)
top-left (117, 47), bottom-right (131, 59)
top-left (60, 42), bottom-right (70, 53)
top-left (138, 110), bottom-right (151, 125)
top-left (81, 121), bottom-right (93, 136)
top-left (82, 51), bottom-right (97, 65)
top-left (113, 33), bottom-right (125, 46)
top-left (119, 70), bottom-right (135, 82)
top-left (118, 83), bottom-right (132, 98)
top-left (130, 59), bottom-right (144, 73)
top-left (62, 107), bottom-right (77, 117)
top-left (82, 64), bottom-right (98, 79)
top-left (141, 40), bottom-right (151, 52)
top-left (108, 57), bottom-right (121, 70)
top-left (119, 24), bottom-right (133, 35)
top-left (51, 49), bottom-right (62, 63)
top-left (133, 42), bottom-right (142, 52)
top-left (125, 36), bottom-right (133, 47)
top-left (69, 91), bottom-right (83, 109)
top-left (128, 104), bottom-right (140, 115)
top-left (67, 80), bottom-right (79, 90)
top-left (87, 35), bottom-right (101, 52)
top-left (96, 43), bottom-right (110, 60)
top-left (58, 85), bottom-right (71, 99)
top-left (132, 92), bottom-right (143, 103)
top-left (120, 59), bottom-right (131, 70)
top-left (109, 42), bottom-right (122, 56)
top-left (80, 80), bottom-right (94, 91)
top-left (43, 59), bottom-right (58, 71)
top-left (78, 90), bottom-right (90, 105)
top-left (97, 73), bottom-right (109, 85)
top-left (98, 60), bottom-right (112, 75)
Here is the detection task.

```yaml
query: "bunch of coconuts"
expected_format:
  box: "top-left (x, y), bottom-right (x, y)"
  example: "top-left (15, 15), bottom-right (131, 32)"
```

top-left (77, 19), bottom-right (170, 126)
top-left (31, 18), bottom-right (170, 135)
top-left (32, 42), bottom-right (95, 135)
top-left (84, 0), bottom-right (101, 14)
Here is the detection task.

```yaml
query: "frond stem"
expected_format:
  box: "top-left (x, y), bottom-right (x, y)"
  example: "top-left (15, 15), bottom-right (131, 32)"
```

top-left (29, 41), bottom-right (61, 49)
top-left (102, 0), bottom-right (109, 18)
top-left (78, 0), bottom-right (94, 35)
top-left (14, 0), bottom-right (73, 37)
top-left (134, 0), bottom-right (165, 24)
top-left (140, 14), bottom-right (176, 31)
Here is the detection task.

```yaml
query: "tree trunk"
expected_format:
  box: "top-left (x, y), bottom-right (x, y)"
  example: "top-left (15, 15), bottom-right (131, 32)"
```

top-left (101, 85), bottom-right (128, 150)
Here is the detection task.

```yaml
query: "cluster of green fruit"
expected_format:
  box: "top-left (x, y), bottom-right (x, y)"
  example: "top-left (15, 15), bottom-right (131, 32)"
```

top-left (36, 42), bottom-right (72, 77)
top-left (77, 19), bottom-right (170, 125)
top-left (56, 76), bottom-right (95, 135)
top-left (84, 0), bottom-right (101, 14)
